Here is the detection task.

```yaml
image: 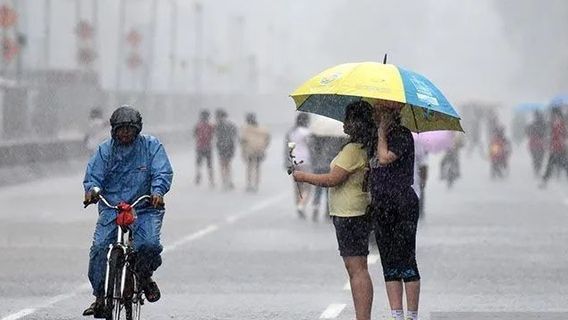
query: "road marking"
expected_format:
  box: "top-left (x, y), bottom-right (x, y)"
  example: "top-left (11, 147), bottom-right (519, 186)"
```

top-left (1, 309), bottom-right (35, 320)
top-left (343, 280), bottom-right (350, 291)
top-left (320, 303), bottom-right (346, 319)
top-left (0, 194), bottom-right (285, 320)
top-left (163, 224), bottom-right (219, 252)
top-left (564, 198), bottom-right (568, 206)
top-left (226, 194), bottom-right (287, 223)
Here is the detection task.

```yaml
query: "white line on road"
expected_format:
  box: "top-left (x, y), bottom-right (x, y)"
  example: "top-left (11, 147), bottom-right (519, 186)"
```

top-left (226, 194), bottom-right (288, 223)
top-left (163, 224), bottom-right (219, 253)
top-left (343, 280), bottom-right (350, 291)
top-left (319, 303), bottom-right (346, 319)
top-left (1, 309), bottom-right (34, 320)
top-left (1, 194), bottom-right (286, 320)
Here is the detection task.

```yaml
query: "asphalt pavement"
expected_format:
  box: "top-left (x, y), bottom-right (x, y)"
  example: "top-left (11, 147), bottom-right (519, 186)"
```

top-left (0, 136), bottom-right (567, 320)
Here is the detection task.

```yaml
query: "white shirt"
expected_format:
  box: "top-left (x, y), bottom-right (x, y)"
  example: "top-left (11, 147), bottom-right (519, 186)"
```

top-left (286, 126), bottom-right (312, 166)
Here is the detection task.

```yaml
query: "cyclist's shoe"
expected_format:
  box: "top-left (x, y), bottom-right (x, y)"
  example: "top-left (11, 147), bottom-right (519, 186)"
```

top-left (141, 277), bottom-right (161, 303)
top-left (82, 296), bottom-right (104, 316)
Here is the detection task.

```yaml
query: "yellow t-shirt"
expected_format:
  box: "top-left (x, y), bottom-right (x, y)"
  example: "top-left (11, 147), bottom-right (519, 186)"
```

top-left (328, 143), bottom-right (369, 217)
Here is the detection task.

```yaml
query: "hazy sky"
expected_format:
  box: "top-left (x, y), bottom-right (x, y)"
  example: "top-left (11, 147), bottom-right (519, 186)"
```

top-left (18, 0), bottom-right (568, 111)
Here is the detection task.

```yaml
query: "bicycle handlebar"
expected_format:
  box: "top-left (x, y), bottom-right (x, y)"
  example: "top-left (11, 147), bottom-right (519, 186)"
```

top-left (84, 193), bottom-right (151, 209)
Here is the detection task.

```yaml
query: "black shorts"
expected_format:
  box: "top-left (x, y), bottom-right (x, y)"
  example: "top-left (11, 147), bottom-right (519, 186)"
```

top-left (217, 145), bottom-right (235, 161)
top-left (372, 187), bottom-right (420, 282)
top-left (332, 214), bottom-right (371, 257)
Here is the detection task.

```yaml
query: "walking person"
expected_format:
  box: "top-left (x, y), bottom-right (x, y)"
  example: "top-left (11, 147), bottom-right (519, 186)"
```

top-left (215, 109), bottom-right (238, 190)
top-left (412, 135), bottom-right (428, 219)
top-left (526, 110), bottom-right (547, 176)
top-left (284, 113), bottom-right (313, 218)
top-left (540, 107), bottom-right (568, 188)
top-left (240, 113), bottom-right (271, 192)
top-left (84, 107), bottom-right (109, 154)
top-left (369, 101), bottom-right (421, 320)
top-left (193, 110), bottom-right (215, 188)
top-left (293, 101), bottom-right (377, 320)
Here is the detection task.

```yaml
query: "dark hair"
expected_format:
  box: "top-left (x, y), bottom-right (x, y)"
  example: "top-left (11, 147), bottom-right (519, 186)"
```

top-left (246, 112), bottom-right (257, 125)
top-left (200, 110), bottom-right (210, 120)
top-left (296, 113), bottom-right (310, 127)
top-left (343, 101), bottom-right (377, 158)
top-left (216, 108), bottom-right (227, 118)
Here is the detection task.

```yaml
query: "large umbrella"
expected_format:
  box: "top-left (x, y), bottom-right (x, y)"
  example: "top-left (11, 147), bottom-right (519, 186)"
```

top-left (550, 94), bottom-right (568, 108)
top-left (309, 114), bottom-right (347, 137)
top-left (290, 61), bottom-right (463, 132)
top-left (412, 131), bottom-right (454, 153)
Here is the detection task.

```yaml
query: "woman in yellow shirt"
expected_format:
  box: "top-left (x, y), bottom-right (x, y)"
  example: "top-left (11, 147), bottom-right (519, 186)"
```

top-left (293, 101), bottom-right (377, 320)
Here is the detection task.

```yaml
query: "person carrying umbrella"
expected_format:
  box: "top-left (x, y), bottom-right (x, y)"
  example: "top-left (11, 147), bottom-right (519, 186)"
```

top-left (290, 60), bottom-right (463, 320)
top-left (368, 101), bottom-right (420, 320)
top-left (292, 101), bottom-right (377, 320)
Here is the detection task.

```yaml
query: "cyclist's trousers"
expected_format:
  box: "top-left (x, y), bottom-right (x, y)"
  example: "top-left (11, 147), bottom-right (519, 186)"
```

top-left (88, 210), bottom-right (165, 296)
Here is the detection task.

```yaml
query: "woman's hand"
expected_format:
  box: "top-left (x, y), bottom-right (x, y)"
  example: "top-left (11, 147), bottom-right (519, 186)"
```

top-left (292, 171), bottom-right (306, 182)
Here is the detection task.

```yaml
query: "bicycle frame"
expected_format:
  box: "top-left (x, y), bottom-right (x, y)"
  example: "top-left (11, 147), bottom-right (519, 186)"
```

top-left (93, 191), bottom-right (150, 320)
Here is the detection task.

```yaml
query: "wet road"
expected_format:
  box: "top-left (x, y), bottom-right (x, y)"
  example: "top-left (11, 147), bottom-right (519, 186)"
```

top-left (0, 136), bottom-right (567, 320)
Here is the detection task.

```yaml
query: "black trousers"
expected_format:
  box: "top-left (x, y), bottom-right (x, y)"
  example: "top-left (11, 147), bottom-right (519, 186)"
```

top-left (371, 187), bottom-right (420, 282)
top-left (542, 151), bottom-right (568, 182)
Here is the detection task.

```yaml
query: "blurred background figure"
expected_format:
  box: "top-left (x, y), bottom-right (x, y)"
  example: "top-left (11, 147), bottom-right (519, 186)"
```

top-left (240, 113), bottom-right (271, 192)
top-left (440, 132), bottom-right (464, 189)
top-left (525, 110), bottom-right (547, 176)
top-left (412, 135), bottom-right (429, 219)
top-left (215, 109), bottom-right (238, 191)
top-left (284, 113), bottom-right (313, 218)
top-left (84, 107), bottom-right (108, 155)
top-left (193, 110), bottom-right (215, 188)
top-left (309, 116), bottom-right (348, 221)
top-left (489, 125), bottom-right (511, 179)
top-left (540, 107), bottom-right (568, 188)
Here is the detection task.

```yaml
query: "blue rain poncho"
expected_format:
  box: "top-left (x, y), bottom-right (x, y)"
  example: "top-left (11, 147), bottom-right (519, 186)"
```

top-left (83, 134), bottom-right (173, 220)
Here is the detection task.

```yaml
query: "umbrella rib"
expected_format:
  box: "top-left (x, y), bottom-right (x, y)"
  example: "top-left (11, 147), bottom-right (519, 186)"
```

top-left (410, 105), bottom-right (420, 133)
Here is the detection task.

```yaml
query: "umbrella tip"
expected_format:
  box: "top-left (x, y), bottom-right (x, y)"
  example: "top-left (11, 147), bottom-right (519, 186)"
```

top-left (383, 53), bottom-right (388, 64)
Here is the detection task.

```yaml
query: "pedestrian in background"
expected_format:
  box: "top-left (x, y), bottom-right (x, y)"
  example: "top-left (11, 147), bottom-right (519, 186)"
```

top-left (369, 101), bottom-right (420, 320)
top-left (240, 113), bottom-right (271, 192)
top-left (193, 110), bottom-right (215, 188)
top-left (284, 113), bottom-right (313, 218)
top-left (412, 136), bottom-right (428, 219)
top-left (540, 107), bottom-right (568, 188)
top-left (215, 109), bottom-right (238, 190)
top-left (293, 101), bottom-right (377, 320)
top-left (526, 110), bottom-right (547, 176)
top-left (84, 107), bottom-right (109, 154)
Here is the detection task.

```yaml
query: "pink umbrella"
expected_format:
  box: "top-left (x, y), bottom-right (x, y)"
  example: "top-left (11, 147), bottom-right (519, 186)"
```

top-left (412, 131), bottom-right (454, 154)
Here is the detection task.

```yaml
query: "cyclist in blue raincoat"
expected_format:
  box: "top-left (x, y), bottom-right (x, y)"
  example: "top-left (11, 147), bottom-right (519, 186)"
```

top-left (82, 106), bottom-right (173, 316)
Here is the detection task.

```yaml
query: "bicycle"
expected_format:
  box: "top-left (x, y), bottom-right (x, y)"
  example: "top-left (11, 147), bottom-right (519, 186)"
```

top-left (84, 187), bottom-right (150, 320)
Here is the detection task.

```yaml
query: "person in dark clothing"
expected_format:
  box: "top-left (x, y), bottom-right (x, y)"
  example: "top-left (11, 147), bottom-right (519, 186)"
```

top-left (526, 110), bottom-right (547, 176)
top-left (369, 101), bottom-right (420, 320)
top-left (540, 108), bottom-right (568, 188)
top-left (215, 109), bottom-right (238, 190)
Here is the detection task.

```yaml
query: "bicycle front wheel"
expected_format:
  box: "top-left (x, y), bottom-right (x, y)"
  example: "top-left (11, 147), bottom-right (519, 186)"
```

top-left (105, 248), bottom-right (125, 320)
